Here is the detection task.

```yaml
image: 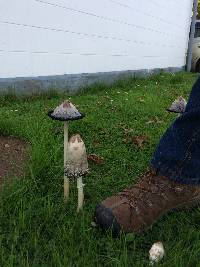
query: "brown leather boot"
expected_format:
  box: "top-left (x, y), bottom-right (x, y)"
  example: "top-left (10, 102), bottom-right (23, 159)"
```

top-left (95, 169), bottom-right (200, 236)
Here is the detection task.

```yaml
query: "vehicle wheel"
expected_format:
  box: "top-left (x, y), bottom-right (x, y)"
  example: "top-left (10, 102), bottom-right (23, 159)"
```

top-left (195, 60), bottom-right (200, 72)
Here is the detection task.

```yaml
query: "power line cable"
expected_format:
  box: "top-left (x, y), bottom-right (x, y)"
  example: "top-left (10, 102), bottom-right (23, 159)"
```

top-left (0, 20), bottom-right (183, 49)
top-left (34, 0), bottom-right (185, 38)
top-left (106, 0), bottom-right (186, 29)
top-left (0, 49), bottom-right (185, 59)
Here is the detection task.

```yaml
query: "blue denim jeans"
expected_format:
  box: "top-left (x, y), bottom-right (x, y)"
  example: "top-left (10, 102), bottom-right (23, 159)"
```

top-left (151, 76), bottom-right (200, 185)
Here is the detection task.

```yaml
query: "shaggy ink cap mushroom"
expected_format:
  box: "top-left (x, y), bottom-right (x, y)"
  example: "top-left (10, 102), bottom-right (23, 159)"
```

top-left (166, 96), bottom-right (187, 114)
top-left (48, 100), bottom-right (85, 121)
top-left (64, 134), bottom-right (89, 181)
top-left (47, 100), bottom-right (85, 202)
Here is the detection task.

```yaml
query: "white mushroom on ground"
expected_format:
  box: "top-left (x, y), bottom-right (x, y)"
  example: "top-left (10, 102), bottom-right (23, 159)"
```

top-left (167, 96), bottom-right (187, 114)
top-left (48, 100), bottom-right (84, 203)
top-left (65, 134), bottom-right (89, 212)
top-left (149, 241), bottom-right (165, 265)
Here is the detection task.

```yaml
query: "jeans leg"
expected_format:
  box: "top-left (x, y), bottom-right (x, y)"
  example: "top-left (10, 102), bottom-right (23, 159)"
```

top-left (151, 76), bottom-right (200, 185)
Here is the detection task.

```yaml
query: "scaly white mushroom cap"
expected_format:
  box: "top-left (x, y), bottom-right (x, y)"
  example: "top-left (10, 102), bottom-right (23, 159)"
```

top-left (149, 242), bottom-right (165, 264)
top-left (65, 134), bottom-right (89, 180)
top-left (52, 100), bottom-right (82, 119)
top-left (168, 96), bottom-right (187, 113)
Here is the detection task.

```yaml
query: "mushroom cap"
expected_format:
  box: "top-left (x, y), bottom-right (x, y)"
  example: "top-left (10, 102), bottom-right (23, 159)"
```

top-left (64, 134), bottom-right (89, 180)
top-left (48, 100), bottom-right (85, 121)
top-left (166, 96), bottom-right (187, 114)
top-left (149, 242), bottom-right (165, 264)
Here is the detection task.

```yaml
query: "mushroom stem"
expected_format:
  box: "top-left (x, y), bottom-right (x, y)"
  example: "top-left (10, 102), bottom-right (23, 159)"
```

top-left (77, 177), bottom-right (84, 212)
top-left (64, 121), bottom-right (69, 202)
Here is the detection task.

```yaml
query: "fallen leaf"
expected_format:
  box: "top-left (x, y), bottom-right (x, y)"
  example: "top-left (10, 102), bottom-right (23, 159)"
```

top-left (133, 135), bottom-right (147, 147)
top-left (146, 120), bottom-right (154, 124)
top-left (93, 138), bottom-right (101, 148)
top-left (154, 116), bottom-right (163, 124)
top-left (146, 116), bottom-right (163, 124)
top-left (123, 137), bottom-right (129, 144)
top-left (5, 144), bottom-right (10, 148)
top-left (118, 123), bottom-right (133, 134)
top-left (87, 154), bottom-right (104, 165)
top-left (124, 128), bottom-right (134, 134)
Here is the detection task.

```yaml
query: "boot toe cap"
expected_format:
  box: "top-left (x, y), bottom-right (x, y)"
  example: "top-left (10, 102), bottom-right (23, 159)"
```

top-left (95, 203), bottom-right (121, 237)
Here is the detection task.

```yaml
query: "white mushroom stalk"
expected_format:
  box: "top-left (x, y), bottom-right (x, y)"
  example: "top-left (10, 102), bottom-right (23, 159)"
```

top-left (65, 134), bottom-right (89, 212)
top-left (167, 96), bottom-right (187, 115)
top-left (64, 121), bottom-right (69, 202)
top-left (49, 100), bottom-right (84, 203)
top-left (149, 242), bottom-right (165, 265)
top-left (77, 176), bottom-right (84, 212)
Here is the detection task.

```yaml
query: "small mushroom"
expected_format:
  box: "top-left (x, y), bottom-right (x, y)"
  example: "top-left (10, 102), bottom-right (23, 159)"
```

top-left (48, 100), bottom-right (85, 202)
top-left (149, 242), bottom-right (165, 265)
top-left (166, 96), bottom-right (187, 115)
top-left (65, 134), bottom-right (89, 212)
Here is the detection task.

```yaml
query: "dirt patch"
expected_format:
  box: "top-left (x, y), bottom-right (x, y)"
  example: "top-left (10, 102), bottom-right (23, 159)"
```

top-left (0, 136), bottom-right (29, 187)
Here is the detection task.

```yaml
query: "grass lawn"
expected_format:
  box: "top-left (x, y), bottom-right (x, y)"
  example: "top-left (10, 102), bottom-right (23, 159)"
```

top-left (0, 72), bottom-right (200, 267)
